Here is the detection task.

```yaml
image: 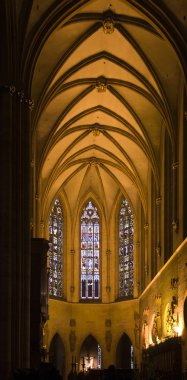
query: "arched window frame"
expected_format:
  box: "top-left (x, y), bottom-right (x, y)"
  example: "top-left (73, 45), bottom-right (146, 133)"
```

top-left (80, 199), bottom-right (101, 301)
top-left (118, 197), bottom-right (134, 299)
top-left (49, 198), bottom-right (63, 298)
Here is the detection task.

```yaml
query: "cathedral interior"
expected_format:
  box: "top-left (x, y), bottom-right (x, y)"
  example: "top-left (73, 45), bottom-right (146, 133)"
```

top-left (0, 0), bottom-right (187, 379)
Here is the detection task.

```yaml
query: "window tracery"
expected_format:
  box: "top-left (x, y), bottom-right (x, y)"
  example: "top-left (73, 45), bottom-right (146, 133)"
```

top-left (80, 200), bottom-right (100, 300)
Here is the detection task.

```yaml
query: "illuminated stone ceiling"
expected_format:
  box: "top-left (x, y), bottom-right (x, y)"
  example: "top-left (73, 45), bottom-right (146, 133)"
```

top-left (25, 0), bottom-right (185, 222)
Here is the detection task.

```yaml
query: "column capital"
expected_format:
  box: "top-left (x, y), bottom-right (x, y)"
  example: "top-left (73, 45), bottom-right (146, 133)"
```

top-left (70, 249), bottom-right (75, 255)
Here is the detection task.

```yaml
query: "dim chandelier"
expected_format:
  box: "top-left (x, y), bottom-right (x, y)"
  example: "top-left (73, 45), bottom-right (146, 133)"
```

top-left (0, 1), bottom-right (187, 380)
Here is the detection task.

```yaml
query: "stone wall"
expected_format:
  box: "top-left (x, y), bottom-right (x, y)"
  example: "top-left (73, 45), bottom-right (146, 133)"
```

top-left (46, 239), bottom-right (187, 378)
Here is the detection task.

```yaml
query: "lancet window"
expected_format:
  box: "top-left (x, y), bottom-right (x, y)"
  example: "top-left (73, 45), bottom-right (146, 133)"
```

top-left (80, 200), bottom-right (100, 299)
top-left (49, 198), bottom-right (63, 297)
top-left (119, 198), bottom-right (134, 297)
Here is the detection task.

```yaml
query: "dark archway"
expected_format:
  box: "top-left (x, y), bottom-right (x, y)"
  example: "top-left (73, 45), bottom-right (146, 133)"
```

top-left (116, 333), bottom-right (133, 369)
top-left (79, 335), bottom-right (101, 371)
top-left (49, 333), bottom-right (65, 377)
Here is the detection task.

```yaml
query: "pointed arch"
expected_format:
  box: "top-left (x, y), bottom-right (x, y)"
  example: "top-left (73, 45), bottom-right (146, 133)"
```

top-left (118, 198), bottom-right (134, 298)
top-left (79, 334), bottom-right (102, 371)
top-left (116, 333), bottom-right (134, 369)
top-left (49, 333), bottom-right (65, 376)
top-left (80, 199), bottom-right (100, 300)
top-left (49, 198), bottom-right (63, 297)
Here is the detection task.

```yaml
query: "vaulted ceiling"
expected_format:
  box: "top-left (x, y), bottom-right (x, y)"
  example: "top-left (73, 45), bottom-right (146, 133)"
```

top-left (27, 0), bottom-right (185, 222)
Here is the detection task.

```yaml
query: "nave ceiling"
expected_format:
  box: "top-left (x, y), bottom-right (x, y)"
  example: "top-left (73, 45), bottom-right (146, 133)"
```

top-left (21, 0), bottom-right (185, 222)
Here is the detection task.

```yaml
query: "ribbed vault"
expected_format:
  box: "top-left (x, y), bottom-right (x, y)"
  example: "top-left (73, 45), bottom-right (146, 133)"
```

top-left (28, 0), bottom-right (183, 225)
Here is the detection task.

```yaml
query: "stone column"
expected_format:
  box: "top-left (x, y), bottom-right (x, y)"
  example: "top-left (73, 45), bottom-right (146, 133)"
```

top-left (30, 238), bottom-right (49, 368)
top-left (172, 161), bottom-right (179, 232)
top-left (134, 242), bottom-right (140, 298)
top-left (106, 249), bottom-right (111, 299)
top-left (0, 1), bottom-right (33, 375)
top-left (144, 223), bottom-right (149, 285)
top-left (183, 110), bottom-right (187, 235)
top-left (156, 197), bottom-right (161, 273)
top-left (70, 249), bottom-right (75, 301)
top-left (0, 85), bottom-right (13, 379)
top-left (0, 2), bottom-right (14, 377)
top-left (0, 87), bottom-right (32, 375)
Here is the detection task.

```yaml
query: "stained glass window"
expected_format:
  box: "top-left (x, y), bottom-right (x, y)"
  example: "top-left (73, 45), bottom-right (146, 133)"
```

top-left (131, 345), bottom-right (134, 369)
top-left (119, 198), bottom-right (134, 297)
top-left (97, 344), bottom-right (102, 368)
top-left (49, 198), bottom-right (63, 297)
top-left (80, 200), bottom-right (100, 299)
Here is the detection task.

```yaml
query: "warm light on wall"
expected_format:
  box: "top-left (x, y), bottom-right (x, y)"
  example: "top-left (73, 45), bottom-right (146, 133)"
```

top-left (170, 277), bottom-right (179, 289)
top-left (143, 307), bottom-right (184, 349)
top-left (174, 318), bottom-right (183, 336)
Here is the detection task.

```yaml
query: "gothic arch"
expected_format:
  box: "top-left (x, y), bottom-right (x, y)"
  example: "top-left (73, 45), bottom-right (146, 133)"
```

top-left (79, 334), bottom-right (101, 371)
top-left (116, 333), bottom-right (134, 369)
top-left (76, 192), bottom-right (104, 243)
top-left (49, 333), bottom-right (66, 377)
